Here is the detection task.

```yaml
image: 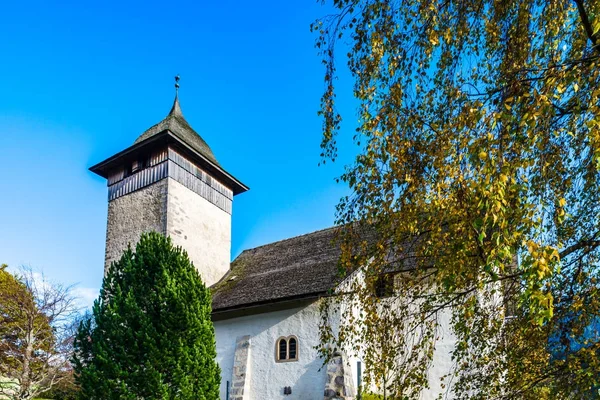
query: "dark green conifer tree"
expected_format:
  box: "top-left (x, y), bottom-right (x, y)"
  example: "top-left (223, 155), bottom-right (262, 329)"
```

top-left (73, 232), bottom-right (220, 399)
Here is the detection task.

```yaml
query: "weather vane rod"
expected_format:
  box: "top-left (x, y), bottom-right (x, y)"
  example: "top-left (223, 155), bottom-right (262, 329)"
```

top-left (175, 74), bottom-right (180, 96)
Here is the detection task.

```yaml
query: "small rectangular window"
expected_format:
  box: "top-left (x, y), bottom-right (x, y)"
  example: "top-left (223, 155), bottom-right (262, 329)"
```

top-left (375, 274), bottom-right (395, 298)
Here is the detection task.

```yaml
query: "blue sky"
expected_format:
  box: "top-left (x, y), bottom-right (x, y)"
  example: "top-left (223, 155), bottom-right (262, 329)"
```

top-left (0, 0), bottom-right (358, 307)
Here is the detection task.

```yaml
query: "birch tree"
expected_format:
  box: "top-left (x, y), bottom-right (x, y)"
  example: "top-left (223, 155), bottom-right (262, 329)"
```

top-left (314, 0), bottom-right (600, 398)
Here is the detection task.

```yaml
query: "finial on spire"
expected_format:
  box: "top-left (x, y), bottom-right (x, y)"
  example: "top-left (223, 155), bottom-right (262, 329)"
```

top-left (174, 74), bottom-right (180, 96)
top-left (169, 75), bottom-right (184, 117)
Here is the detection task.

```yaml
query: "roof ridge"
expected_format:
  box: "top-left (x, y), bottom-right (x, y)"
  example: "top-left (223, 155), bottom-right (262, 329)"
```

top-left (238, 225), bottom-right (341, 254)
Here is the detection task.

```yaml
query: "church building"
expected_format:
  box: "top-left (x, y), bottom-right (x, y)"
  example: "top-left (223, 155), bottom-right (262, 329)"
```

top-left (89, 79), bottom-right (453, 400)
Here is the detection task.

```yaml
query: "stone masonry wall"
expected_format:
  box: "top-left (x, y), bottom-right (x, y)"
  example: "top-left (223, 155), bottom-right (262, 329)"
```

top-left (104, 179), bottom-right (168, 272)
top-left (324, 353), bottom-right (356, 400)
top-left (230, 335), bottom-right (251, 400)
top-left (166, 178), bottom-right (231, 287)
top-left (103, 175), bottom-right (231, 287)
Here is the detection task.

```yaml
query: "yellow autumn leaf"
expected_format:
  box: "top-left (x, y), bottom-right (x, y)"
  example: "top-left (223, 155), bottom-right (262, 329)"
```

top-left (558, 198), bottom-right (566, 208)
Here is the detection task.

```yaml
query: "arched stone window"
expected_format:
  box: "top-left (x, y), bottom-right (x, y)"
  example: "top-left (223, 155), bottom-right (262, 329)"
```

top-left (276, 336), bottom-right (299, 362)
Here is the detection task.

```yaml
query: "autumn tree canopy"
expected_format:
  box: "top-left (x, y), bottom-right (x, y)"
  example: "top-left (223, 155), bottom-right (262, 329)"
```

top-left (0, 265), bottom-right (77, 400)
top-left (314, 0), bottom-right (600, 398)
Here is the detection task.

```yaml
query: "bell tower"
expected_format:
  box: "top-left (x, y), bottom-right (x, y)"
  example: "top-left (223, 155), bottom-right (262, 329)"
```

top-left (90, 77), bottom-right (248, 286)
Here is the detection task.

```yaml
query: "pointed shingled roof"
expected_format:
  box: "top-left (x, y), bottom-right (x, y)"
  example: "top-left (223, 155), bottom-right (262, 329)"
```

top-left (134, 95), bottom-right (219, 165)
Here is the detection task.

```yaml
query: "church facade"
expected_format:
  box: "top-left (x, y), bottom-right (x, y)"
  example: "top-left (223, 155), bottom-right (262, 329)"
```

top-left (90, 85), bottom-right (454, 399)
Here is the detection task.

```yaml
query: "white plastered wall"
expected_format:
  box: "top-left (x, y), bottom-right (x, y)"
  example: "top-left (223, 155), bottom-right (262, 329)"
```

top-left (334, 268), bottom-right (457, 400)
top-left (214, 303), bottom-right (333, 400)
top-left (212, 271), bottom-right (457, 400)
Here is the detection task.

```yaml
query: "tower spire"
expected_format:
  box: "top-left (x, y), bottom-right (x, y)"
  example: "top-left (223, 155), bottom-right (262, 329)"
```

top-left (169, 75), bottom-right (183, 117)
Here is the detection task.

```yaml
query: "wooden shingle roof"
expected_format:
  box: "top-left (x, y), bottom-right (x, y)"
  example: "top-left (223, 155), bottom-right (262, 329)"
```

top-left (211, 226), bottom-right (345, 313)
top-left (134, 95), bottom-right (219, 165)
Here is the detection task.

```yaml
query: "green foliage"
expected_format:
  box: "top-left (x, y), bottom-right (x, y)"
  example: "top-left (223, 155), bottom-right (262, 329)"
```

top-left (314, 0), bottom-right (600, 398)
top-left (359, 392), bottom-right (385, 400)
top-left (73, 233), bottom-right (220, 399)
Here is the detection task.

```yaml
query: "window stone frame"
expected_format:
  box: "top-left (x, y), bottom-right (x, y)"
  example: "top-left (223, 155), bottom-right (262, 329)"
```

top-left (275, 335), bottom-right (299, 363)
